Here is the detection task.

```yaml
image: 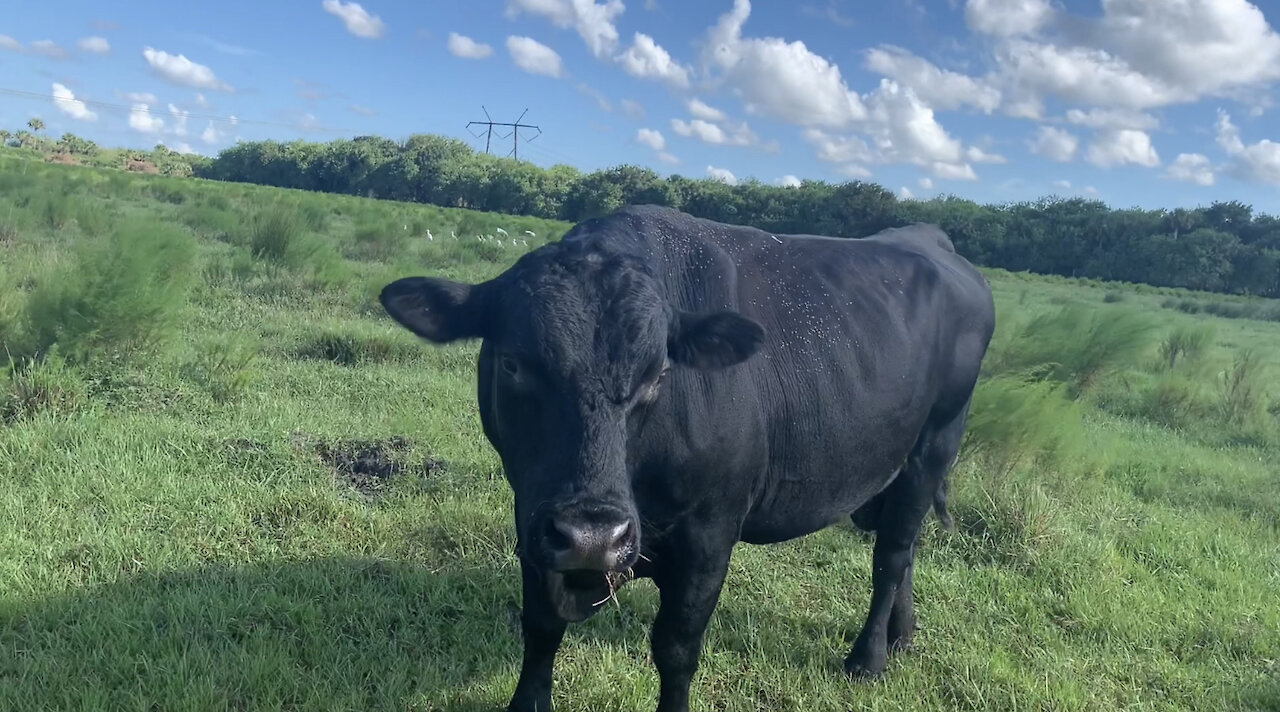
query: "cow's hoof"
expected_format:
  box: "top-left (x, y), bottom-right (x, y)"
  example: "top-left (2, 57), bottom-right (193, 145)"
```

top-left (843, 654), bottom-right (886, 681)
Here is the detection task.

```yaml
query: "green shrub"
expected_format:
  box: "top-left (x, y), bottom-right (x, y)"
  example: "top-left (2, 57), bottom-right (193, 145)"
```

top-left (10, 217), bottom-right (195, 366)
top-left (179, 335), bottom-right (260, 404)
top-left (247, 204), bottom-right (302, 264)
top-left (1157, 323), bottom-right (1215, 371)
top-left (987, 304), bottom-right (1158, 397)
top-left (963, 372), bottom-right (1092, 478)
top-left (1219, 348), bottom-right (1267, 425)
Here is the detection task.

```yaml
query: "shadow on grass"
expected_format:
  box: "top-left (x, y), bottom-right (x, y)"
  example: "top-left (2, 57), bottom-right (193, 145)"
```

top-left (0, 557), bottom-right (530, 711)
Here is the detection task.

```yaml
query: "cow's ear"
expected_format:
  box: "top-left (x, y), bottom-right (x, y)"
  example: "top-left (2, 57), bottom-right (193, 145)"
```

top-left (380, 276), bottom-right (491, 343)
top-left (668, 309), bottom-right (765, 370)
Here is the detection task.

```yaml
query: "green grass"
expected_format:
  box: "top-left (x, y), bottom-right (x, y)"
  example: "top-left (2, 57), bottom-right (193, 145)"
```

top-left (2, 155), bottom-right (1278, 711)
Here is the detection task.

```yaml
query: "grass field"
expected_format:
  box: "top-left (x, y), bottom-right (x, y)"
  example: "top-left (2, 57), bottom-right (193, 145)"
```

top-left (2, 153), bottom-right (1278, 711)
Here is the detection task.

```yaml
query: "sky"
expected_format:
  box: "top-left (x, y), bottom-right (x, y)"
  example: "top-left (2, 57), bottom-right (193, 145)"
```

top-left (2, 0), bottom-right (1280, 212)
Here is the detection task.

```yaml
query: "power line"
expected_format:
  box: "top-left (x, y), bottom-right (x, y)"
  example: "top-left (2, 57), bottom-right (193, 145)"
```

top-left (466, 106), bottom-right (541, 160)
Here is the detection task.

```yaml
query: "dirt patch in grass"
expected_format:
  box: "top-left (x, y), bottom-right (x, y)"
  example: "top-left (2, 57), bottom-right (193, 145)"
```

top-left (291, 432), bottom-right (446, 497)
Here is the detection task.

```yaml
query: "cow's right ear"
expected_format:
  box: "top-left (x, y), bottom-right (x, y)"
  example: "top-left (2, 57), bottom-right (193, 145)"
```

top-left (379, 276), bottom-right (490, 343)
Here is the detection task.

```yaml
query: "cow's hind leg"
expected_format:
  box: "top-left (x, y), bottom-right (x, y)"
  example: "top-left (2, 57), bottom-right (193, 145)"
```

top-left (845, 400), bottom-right (970, 679)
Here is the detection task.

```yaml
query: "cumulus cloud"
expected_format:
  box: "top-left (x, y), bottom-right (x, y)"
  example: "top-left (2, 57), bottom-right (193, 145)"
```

top-left (1052, 179), bottom-right (1072, 190)
top-left (706, 165), bottom-right (738, 184)
top-left (778, 174), bottom-right (802, 187)
top-left (448, 32), bottom-right (492, 59)
top-left (0, 35), bottom-right (22, 52)
top-left (931, 161), bottom-right (978, 180)
top-left (1085, 128), bottom-right (1160, 168)
top-left (863, 45), bottom-right (1001, 113)
top-left (617, 33), bottom-right (690, 88)
top-left (201, 121), bottom-right (223, 144)
top-left (128, 104), bottom-right (165, 135)
top-left (507, 36), bottom-right (563, 77)
top-left (966, 146), bottom-right (1006, 164)
top-left (29, 40), bottom-right (68, 59)
top-left (657, 151), bottom-right (679, 164)
top-left (687, 98), bottom-right (726, 122)
top-left (505, 0), bottom-right (624, 59)
top-left (670, 117), bottom-right (757, 147)
top-left (322, 0), bottom-right (386, 39)
top-left (77, 36), bottom-right (110, 54)
top-left (143, 47), bottom-right (233, 91)
top-left (636, 128), bottom-right (665, 151)
top-left (964, 0), bottom-right (1052, 37)
top-left (168, 104), bottom-right (190, 136)
top-left (121, 91), bottom-right (158, 104)
top-left (898, 186), bottom-right (915, 199)
top-left (1164, 153), bottom-right (1215, 186)
top-left (51, 83), bottom-right (97, 121)
top-left (1065, 108), bottom-right (1159, 131)
top-left (1029, 125), bottom-right (1078, 161)
top-left (702, 0), bottom-right (866, 128)
top-left (918, 177), bottom-right (933, 190)
top-left (1215, 109), bottom-right (1280, 185)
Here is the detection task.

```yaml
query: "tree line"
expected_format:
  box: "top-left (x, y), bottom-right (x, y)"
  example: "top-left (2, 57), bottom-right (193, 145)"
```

top-left (10, 127), bottom-right (1279, 298)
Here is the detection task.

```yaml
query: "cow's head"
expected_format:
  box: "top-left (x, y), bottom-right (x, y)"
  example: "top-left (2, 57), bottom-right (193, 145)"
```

top-left (380, 235), bottom-right (763, 621)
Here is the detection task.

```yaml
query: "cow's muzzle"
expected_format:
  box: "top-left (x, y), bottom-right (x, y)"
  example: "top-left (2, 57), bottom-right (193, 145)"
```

top-left (533, 501), bottom-right (640, 622)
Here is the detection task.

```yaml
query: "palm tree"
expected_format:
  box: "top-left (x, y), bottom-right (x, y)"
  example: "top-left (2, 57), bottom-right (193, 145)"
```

top-left (0, 129), bottom-right (11, 147)
top-left (27, 117), bottom-right (45, 133)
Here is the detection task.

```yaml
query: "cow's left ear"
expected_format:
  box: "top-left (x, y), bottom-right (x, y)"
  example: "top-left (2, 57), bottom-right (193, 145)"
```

top-left (668, 309), bottom-right (765, 370)
top-left (380, 276), bottom-right (491, 343)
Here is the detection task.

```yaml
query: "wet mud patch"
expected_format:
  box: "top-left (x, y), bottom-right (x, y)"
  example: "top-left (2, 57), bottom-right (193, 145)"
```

top-left (291, 432), bottom-right (447, 498)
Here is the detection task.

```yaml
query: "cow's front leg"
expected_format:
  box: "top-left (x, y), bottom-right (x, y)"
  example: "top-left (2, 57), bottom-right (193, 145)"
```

top-left (649, 534), bottom-right (733, 712)
top-left (508, 562), bottom-right (568, 712)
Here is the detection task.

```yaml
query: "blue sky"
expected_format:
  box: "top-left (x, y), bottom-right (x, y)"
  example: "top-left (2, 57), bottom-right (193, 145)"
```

top-left (3, 0), bottom-right (1280, 212)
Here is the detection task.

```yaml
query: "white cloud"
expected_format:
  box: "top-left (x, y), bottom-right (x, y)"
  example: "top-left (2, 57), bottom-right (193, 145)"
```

top-left (1097, 0), bottom-right (1280, 101)
top-left (671, 117), bottom-right (757, 147)
top-left (29, 40), bottom-right (68, 59)
top-left (918, 177), bottom-right (933, 190)
top-left (994, 41), bottom-right (1179, 111)
top-left (706, 165), bottom-right (738, 184)
top-left (657, 151), bottom-right (679, 164)
top-left (687, 98), bottom-right (726, 122)
top-left (931, 161), bottom-right (978, 180)
top-left (863, 45), bottom-right (1001, 113)
top-left (966, 146), bottom-right (1006, 163)
top-left (506, 36), bottom-right (564, 78)
top-left (1085, 128), bottom-right (1160, 168)
top-left (128, 104), bottom-right (165, 135)
top-left (194, 93), bottom-right (210, 108)
top-left (837, 164), bottom-right (873, 179)
top-left (898, 186), bottom-right (915, 199)
top-left (1215, 109), bottom-right (1280, 185)
top-left (702, 0), bottom-right (866, 128)
top-left (1083, 185), bottom-right (1099, 195)
top-left (636, 127), bottom-right (665, 150)
top-left (448, 32), bottom-right (492, 59)
top-left (322, 0), bottom-right (386, 39)
top-left (778, 174), bottom-right (802, 187)
top-left (0, 35), bottom-right (22, 52)
top-left (964, 0), bottom-right (1052, 37)
top-left (1052, 179), bottom-right (1072, 190)
top-left (860, 79), bottom-right (968, 167)
top-left (143, 47), bottom-right (233, 91)
top-left (167, 141), bottom-right (197, 155)
top-left (50, 83), bottom-right (97, 121)
top-left (1164, 153), bottom-right (1215, 186)
top-left (617, 32), bottom-right (690, 88)
top-left (168, 103), bottom-right (190, 136)
top-left (804, 129), bottom-right (873, 164)
top-left (1030, 125), bottom-right (1078, 161)
top-left (121, 91), bottom-right (158, 104)
top-left (201, 121), bottom-right (222, 144)
top-left (1064, 108), bottom-right (1159, 131)
top-left (505, 0), bottom-right (624, 59)
top-left (77, 36), bottom-right (110, 54)
top-left (620, 99), bottom-right (645, 119)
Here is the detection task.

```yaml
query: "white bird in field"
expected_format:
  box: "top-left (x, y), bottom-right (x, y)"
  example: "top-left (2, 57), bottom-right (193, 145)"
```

top-left (496, 227), bottom-right (508, 236)
top-left (524, 230), bottom-right (536, 237)
top-left (451, 230), bottom-right (458, 240)
top-left (426, 228), bottom-right (434, 241)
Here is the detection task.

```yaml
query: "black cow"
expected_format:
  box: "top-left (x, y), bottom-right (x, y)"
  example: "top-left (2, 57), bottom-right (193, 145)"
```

top-left (380, 205), bottom-right (995, 712)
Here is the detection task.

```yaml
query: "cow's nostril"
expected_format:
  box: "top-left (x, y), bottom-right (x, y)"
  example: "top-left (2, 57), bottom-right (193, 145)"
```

top-left (607, 520), bottom-right (632, 550)
top-left (545, 518), bottom-right (576, 554)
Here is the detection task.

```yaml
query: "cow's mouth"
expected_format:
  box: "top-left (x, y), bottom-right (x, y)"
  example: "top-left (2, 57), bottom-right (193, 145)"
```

top-left (546, 567), bottom-right (635, 622)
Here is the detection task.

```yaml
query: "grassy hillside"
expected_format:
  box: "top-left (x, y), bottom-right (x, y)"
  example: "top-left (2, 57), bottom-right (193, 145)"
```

top-left (2, 155), bottom-right (1278, 711)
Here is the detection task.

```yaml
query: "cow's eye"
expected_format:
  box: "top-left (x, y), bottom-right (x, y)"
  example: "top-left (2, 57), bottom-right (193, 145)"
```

top-left (500, 355), bottom-right (520, 376)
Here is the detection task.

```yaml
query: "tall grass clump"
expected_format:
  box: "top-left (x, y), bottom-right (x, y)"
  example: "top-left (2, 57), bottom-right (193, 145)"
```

top-left (0, 350), bottom-right (84, 424)
top-left (1219, 348), bottom-right (1267, 426)
top-left (7, 217), bottom-right (196, 366)
top-left (988, 304), bottom-right (1157, 397)
top-left (178, 335), bottom-right (260, 404)
top-left (1157, 323), bottom-right (1215, 371)
top-left (247, 203), bottom-right (302, 264)
top-left (963, 373), bottom-right (1093, 479)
